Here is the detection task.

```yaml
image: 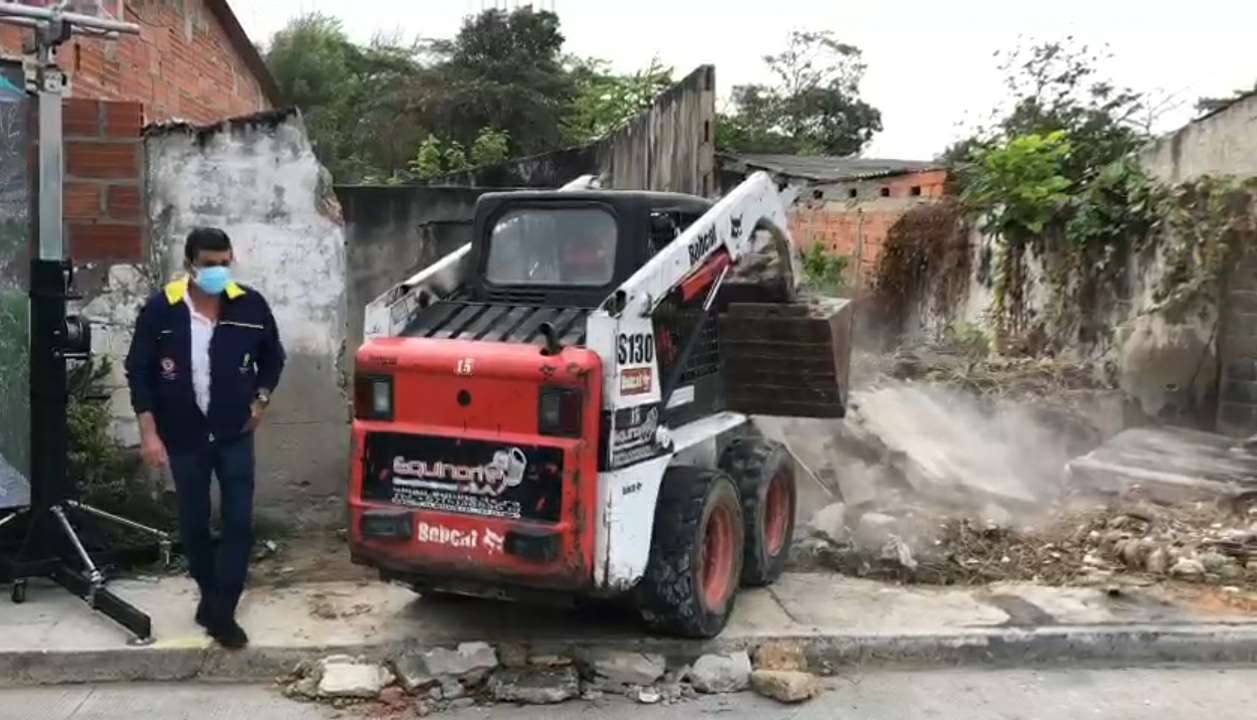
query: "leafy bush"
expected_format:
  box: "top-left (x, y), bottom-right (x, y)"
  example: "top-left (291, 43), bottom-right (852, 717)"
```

top-left (68, 358), bottom-right (173, 530)
top-left (961, 131), bottom-right (1073, 241)
top-left (801, 243), bottom-right (850, 294)
top-left (0, 290), bottom-right (28, 478)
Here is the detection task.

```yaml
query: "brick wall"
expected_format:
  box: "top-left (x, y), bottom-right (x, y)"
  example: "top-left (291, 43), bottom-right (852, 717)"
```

top-left (789, 199), bottom-right (931, 289)
top-left (0, 0), bottom-right (272, 125)
top-left (63, 97), bottom-right (144, 262)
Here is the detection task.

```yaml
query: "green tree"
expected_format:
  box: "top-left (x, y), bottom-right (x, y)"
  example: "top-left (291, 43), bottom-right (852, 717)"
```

top-left (410, 135), bottom-right (445, 179)
top-left (563, 57), bottom-right (673, 144)
top-left (414, 7), bottom-right (575, 155)
top-left (265, 15), bottom-right (423, 183)
top-left (470, 127), bottom-right (511, 166)
top-left (950, 39), bottom-right (1148, 185)
top-left (718, 31), bottom-right (882, 155)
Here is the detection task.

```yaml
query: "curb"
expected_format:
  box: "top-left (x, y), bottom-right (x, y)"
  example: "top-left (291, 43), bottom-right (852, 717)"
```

top-left (6, 623), bottom-right (1257, 687)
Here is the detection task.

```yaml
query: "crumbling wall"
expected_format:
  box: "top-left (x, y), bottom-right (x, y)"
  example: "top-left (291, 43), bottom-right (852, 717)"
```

top-left (142, 109), bottom-right (349, 522)
top-left (337, 185), bottom-right (486, 349)
top-left (439, 65), bottom-right (716, 195)
top-left (1139, 94), bottom-right (1257, 436)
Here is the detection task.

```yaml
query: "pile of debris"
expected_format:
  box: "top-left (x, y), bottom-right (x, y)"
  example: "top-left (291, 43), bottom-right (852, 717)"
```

top-left (282, 640), bottom-right (824, 714)
top-left (797, 492), bottom-right (1257, 588)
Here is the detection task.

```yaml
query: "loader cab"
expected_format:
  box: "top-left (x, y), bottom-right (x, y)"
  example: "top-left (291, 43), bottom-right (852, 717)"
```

top-left (466, 190), bottom-right (713, 309)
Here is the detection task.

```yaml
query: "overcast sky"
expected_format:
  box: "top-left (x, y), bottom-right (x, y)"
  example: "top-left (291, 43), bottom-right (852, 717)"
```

top-left (234, 0), bottom-right (1257, 160)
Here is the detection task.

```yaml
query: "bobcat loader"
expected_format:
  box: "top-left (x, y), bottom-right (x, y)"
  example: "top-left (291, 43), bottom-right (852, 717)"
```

top-left (350, 172), bottom-right (852, 637)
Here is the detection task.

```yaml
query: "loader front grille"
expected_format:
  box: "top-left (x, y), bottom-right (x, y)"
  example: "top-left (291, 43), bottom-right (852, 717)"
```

top-left (403, 300), bottom-right (591, 347)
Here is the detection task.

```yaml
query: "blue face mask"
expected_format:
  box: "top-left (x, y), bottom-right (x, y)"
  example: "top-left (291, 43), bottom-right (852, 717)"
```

top-left (193, 266), bottom-right (232, 295)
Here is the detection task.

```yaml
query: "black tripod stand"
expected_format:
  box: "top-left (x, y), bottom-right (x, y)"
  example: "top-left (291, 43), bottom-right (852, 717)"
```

top-left (0, 3), bottom-right (170, 644)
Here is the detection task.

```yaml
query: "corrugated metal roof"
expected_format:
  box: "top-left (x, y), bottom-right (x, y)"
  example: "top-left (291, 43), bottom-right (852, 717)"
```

top-left (720, 152), bottom-right (941, 182)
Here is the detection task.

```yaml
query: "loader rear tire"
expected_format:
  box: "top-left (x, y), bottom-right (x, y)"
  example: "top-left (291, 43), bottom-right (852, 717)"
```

top-left (722, 438), bottom-right (796, 586)
top-left (636, 467), bottom-right (743, 639)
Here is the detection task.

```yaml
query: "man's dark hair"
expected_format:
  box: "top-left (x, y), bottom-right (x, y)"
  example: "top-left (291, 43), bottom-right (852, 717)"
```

top-left (184, 227), bottom-right (232, 263)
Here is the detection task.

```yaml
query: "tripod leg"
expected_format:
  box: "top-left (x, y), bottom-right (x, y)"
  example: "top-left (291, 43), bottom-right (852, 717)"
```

top-left (65, 501), bottom-right (174, 566)
top-left (51, 505), bottom-right (103, 587)
top-left (65, 500), bottom-right (171, 541)
top-left (0, 509), bottom-right (26, 531)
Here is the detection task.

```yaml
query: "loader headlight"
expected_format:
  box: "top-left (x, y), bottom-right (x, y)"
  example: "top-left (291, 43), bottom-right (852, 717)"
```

top-left (539, 386), bottom-right (582, 437)
top-left (355, 374), bottom-right (394, 421)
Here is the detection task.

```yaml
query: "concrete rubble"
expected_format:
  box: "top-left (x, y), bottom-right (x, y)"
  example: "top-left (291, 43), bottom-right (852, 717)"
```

top-left (690, 652), bottom-right (752, 693)
top-left (287, 655), bottom-right (395, 700)
top-left (750, 670), bottom-right (821, 704)
top-left (488, 666), bottom-right (580, 704)
top-left (580, 649), bottom-right (667, 690)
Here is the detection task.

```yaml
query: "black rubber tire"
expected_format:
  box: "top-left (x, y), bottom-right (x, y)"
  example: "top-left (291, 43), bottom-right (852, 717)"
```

top-left (636, 466), bottom-right (744, 639)
top-left (721, 438), bottom-right (796, 586)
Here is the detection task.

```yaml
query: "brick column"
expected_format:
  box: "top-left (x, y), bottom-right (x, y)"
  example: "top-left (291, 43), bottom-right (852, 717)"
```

top-left (1217, 249), bottom-right (1257, 435)
top-left (62, 98), bottom-right (144, 262)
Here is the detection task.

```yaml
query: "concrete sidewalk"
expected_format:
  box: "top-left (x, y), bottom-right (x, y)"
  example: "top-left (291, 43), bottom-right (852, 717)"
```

top-left (4, 573), bottom-right (1257, 686)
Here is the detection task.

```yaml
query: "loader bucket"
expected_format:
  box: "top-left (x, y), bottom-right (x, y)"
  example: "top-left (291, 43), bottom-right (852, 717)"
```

top-left (719, 296), bottom-right (853, 418)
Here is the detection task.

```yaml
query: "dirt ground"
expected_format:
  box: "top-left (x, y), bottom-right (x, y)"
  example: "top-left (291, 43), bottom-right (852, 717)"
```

top-left (251, 526), bottom-right (376, 586)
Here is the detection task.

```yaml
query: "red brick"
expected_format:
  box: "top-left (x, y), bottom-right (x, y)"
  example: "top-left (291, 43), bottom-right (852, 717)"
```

top-left (70, 223), bottom-right (143, 262)
top-left (67, 141), bottom-right (139, 180)
top-left (103, 101), bottom-right (143, 138)
top-left (63, 99), bottom-right (101, 137)
top-left (64, 183), bottom-right (102, 220)
top-left (106, 185), bottom-right (142, 221)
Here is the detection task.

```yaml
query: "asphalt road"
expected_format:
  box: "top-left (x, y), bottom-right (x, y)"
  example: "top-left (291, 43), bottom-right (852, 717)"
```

top-left (3, 666), bottom-right (1256, 720)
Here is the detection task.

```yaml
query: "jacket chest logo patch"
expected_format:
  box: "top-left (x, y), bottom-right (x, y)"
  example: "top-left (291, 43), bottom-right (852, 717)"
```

top-left (160, 357), bottom-right (178, 380)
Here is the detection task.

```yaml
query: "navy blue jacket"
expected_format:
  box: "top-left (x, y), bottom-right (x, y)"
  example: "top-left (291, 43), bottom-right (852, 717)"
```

top-left (125, 277), bottom-right (285, 453)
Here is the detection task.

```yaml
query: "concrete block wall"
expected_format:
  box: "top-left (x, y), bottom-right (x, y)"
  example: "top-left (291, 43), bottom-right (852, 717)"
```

top-left (1218, 249), bottom-right (1257, 435)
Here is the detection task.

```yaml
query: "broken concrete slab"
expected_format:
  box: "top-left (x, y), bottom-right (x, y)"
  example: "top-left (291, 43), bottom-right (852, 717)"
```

top-left (315, 656), bottom-right (394, 699)
top-left (690, 652), bottom-right (752, 693)
top-left (488, 667), bottom-right (580, 704)
top-left (581, 649), bottom-right (666, 690)
top-left (392, 641), bottom-right (498, 690)
top-left (752, 641), bottom-right (807, 672)
top-left (1066, 427), bottom-right (1257, 504)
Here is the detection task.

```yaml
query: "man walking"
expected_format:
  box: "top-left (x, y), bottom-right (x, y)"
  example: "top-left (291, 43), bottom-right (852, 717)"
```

top-left (125, 228), bottom-right (284, 649)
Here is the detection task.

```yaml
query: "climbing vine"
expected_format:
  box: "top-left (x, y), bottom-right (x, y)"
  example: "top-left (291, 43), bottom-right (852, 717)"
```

top-left (1153, 175), bottom-right (1257, 318)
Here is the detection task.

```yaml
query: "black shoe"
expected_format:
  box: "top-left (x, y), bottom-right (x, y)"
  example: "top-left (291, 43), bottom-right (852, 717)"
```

top-left (195, 597), bottom-right (214, 629)
top-left (209, 618), bottom-right (249, 650)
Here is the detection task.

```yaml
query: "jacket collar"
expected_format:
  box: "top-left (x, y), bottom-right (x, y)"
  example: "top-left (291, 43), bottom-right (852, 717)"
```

top-left (163, 276), bottom-right (246, 305)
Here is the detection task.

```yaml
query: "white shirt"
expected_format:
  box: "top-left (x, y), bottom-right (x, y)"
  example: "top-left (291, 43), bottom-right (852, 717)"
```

top-left (188, 301), bottom-right (215, 416)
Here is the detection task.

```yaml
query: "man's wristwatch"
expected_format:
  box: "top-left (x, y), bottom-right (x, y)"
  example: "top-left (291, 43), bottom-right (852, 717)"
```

top-left (255, 390), bottom-right (271, 408)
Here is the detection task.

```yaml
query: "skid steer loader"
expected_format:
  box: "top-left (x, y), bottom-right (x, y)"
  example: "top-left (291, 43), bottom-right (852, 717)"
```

top-left (350, 171), bottom-right (852, 637)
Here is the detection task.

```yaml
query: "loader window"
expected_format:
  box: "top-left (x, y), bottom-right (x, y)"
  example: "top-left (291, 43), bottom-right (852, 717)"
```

top-left (485, 207), bottom-right (617, 286)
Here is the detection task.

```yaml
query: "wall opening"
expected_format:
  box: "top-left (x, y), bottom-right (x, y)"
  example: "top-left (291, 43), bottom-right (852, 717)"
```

top-left (848, 188), bottom-right (858, 199)
top-left (880, 187), bottom-right (891, 197)
top-left (910, 186), bottom-right (922, 197)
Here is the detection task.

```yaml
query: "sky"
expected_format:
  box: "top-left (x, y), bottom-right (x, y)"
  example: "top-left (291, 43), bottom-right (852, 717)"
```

top-left (234, 0), bottom-right (1257, 160)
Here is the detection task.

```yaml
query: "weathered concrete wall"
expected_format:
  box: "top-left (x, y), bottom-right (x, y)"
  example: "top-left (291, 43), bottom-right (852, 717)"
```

top-left (136, 109), bottom-right (348, 522)
top-left (440, 65), bottom-right (717, 195)
top-left (337, 185), bottom-right (485, 349)
top-left (1140, 94), bottom-right (1257, 184)
top-left (1139, 94), bottom-right (1257, 435)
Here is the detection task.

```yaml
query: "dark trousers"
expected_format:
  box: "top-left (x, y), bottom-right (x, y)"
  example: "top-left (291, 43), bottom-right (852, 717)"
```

top-left (169, 434), bottom-right (255, 620)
